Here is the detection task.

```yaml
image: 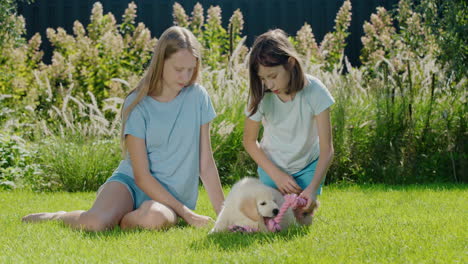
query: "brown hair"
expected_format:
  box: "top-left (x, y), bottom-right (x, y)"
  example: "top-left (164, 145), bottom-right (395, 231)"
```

top-left (120, 26), bottom-right (202, 157)
top-left (248, 29), bottom-right (306, 116)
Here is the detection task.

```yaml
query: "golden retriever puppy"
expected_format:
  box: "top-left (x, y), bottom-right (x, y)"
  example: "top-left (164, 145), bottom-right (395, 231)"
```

top-left (210, 177), bottom-right (296, 233)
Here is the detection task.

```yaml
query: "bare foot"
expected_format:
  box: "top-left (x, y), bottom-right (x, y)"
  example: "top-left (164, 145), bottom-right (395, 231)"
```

top-left (22, 211), bottom-right (66, 223)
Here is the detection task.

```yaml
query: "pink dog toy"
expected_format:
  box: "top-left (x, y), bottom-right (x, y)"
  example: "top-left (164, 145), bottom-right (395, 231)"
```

top-left (228, 194), bottom-right (307, 233)
top-left (266, 194), bottom-right (307, 232)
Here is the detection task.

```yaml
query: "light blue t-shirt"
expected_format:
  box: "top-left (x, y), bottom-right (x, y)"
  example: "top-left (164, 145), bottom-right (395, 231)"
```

top-left (247, 75), bottom-right (334, 174)
top-left (115, 83), bottom-right (216, 210)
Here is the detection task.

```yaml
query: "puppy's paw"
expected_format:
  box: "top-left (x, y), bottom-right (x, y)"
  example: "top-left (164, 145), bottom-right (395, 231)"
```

top-left (228, 225), bottom-right (258, 233)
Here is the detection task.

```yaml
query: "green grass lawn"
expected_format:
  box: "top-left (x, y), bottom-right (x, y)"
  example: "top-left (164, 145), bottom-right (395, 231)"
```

top-left (1, 184), bottom-right (466, 263)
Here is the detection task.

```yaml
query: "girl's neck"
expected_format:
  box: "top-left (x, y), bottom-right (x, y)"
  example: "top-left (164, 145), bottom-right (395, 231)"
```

top-left (151, 86), bottom-right (180, 102)
top-left (276, 92), bottom-right (295, 102)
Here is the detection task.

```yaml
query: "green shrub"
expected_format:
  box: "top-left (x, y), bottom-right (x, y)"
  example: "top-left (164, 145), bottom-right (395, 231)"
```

top-left (35, 2), bottom-right (155, 119)
top-left (172, 2), bottom-right (245, 70)
top-left (211, 101), bottom-right (256, 185)
top-left (415, 0), bottom-right (467, 80)
top-left (0, 133), bottom-right (42, 190)
top-left (0, 0), bottom-right (465, 189)
top-left (37, 135), bottom-right (121, 191)
top-left (294, 0), bottom-right (352, 72)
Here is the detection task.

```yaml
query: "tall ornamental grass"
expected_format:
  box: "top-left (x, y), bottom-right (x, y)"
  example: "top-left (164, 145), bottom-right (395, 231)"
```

top-left (0, 0), bottom-right (466, 191)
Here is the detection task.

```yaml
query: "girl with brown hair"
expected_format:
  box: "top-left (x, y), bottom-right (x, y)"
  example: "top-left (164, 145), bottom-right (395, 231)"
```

top-left (243, 29), bottom-right (335, 223)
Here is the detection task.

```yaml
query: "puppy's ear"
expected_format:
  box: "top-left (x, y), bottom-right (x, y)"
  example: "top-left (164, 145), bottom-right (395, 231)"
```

top-left (240, 197), bottom-right (261, 222)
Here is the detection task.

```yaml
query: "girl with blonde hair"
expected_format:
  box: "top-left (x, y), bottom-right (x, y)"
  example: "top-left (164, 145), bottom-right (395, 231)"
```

top-left (23, 26), bottom-right (225, 231)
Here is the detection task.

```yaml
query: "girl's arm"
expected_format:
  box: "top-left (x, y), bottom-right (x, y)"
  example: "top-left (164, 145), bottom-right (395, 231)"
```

top-left (300, 108), bottom-right (334, 211)
top-left (243, 118), bottom-right (302, 194)
top-left (199, 122), bottom-right (224, 215)
top-left (126, 135), bottom-right (212, 227)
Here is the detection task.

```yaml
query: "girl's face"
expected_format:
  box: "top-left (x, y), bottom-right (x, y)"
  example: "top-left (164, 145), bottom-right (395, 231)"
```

top-left (162, 48), bottom-right (197, 94)
top-left (257, 64), bottom-right (291, 96)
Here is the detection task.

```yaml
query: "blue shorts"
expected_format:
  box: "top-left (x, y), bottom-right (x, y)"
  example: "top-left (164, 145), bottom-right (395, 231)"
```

top-left (104, 173), bottom-right (151, 210)
top-left (257, 158), bottom-right (323, 195)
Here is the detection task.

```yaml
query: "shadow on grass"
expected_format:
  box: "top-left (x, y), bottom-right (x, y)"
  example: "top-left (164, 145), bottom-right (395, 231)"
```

top-left (75, 218), bottom-right (190, 239)
top-left (189, 225), bottom-right (310, 251)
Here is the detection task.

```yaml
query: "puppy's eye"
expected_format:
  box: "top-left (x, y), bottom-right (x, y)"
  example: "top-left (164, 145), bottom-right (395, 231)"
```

top-left (260, 202), bottom-right (266, 206)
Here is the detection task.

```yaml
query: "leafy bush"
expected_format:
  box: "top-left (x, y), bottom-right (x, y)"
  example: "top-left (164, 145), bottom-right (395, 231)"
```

top-left (36, 2), bottom-right (155, 118)
top-left (415, 0), bottom-right (467, 80)
top-left (294, 0), bottom-right (352, 72)
top-left (0, 0), bottom-right (465, 190)
top-left (0, 133), bottom-right (42, 190)
top-left (0, 14), bottom-right (43, 108)
top-left (172, 2), bottom-right (245, 70)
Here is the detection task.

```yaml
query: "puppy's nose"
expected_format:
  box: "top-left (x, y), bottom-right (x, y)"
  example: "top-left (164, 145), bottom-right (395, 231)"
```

top-left (273, 208), bottom-right (279, 216)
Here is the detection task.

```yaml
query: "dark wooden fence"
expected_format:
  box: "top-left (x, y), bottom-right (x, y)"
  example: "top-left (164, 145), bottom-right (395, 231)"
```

top-left (18, 0), bottom-right (399, 66)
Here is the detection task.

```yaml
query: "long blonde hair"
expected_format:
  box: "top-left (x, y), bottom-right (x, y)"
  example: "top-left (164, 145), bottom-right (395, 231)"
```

top-left (120, 26), bottom-right (202, 157)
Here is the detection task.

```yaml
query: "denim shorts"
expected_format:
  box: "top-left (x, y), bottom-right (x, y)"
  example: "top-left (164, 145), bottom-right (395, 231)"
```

top-left (257, 158), bottom-right (323, 195)
top-left (103, 173), bottom-right (151, 210)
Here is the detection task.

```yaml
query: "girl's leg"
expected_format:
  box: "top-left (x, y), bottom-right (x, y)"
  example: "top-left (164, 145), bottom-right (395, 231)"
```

top-left (22, 182), bottom-right (133, 231)
top-left (291, 160), bottom-right (321, 226)
top-left (120, 200), bottom-right (177, 230)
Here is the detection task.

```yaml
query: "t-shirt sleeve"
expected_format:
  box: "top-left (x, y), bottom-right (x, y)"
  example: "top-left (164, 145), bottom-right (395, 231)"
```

top-left (199, 85), bottom-right (216, 125)
top-left (244, 99), bottom-right (263, 122)
top-left (307, 77), bottom-right (335, 115)
top-left (123, 96), bottom-right (146, 140)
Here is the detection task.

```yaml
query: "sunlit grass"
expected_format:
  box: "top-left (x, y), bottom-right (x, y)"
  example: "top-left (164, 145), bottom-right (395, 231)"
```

top-left (2, 184), bottom-right (466, 263)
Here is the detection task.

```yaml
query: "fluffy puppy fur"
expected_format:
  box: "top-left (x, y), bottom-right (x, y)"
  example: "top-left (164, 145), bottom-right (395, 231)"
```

top-left (210, 177), bottom-right (297, 233)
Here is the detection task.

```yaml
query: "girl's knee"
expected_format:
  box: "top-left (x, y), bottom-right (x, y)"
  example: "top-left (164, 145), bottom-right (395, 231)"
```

top-left (142, 209), bottom-right (177, 230)
top-left (121, 201), bottom-right (177, 230)
top-left (79, 211), bottom-right (117, 231)
top-left (141, 201), bottom-right (177, 229)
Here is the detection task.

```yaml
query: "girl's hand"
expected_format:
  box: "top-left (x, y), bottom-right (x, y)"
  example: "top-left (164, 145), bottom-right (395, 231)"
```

top-left (182, 210), bottom-right (214, 228)
top-left (273, 172), bottom-right (302, 195)
top-left (299, 188), bottom-right (318, 214)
